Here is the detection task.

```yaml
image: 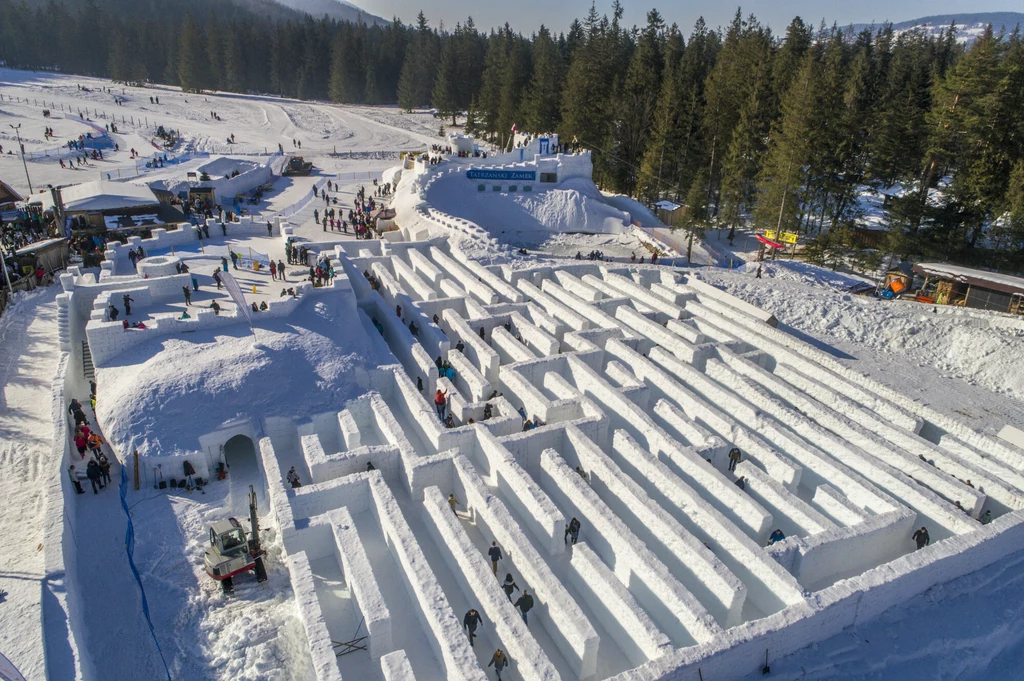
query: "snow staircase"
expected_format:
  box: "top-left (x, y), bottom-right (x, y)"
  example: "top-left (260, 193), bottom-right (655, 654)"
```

top-left (82, 341), bottom-right (95, 381)
top-left (56, 293), bottom-right (72, 352)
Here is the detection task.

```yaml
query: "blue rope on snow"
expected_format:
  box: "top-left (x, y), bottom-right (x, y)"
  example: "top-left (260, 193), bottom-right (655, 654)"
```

top-left (119, 467), bottom-right (173, 681)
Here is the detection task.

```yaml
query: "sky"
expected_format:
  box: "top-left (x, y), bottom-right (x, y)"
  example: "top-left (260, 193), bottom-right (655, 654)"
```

top-left (345, 0), bottom-right (1024, 36)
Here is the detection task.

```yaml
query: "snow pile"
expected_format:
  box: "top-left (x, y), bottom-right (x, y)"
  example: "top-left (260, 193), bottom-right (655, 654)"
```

top-left (700, 270), bottom-right (1024, 400)
top-left (426, 174), bottom-right (629, 247)
top-left (95, 294), bottom-right (379, 458)
top-left (737, 260), bottom-right (870, 290)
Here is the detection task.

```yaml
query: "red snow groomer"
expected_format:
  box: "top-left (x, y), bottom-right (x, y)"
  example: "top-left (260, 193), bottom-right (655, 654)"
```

top-left (203, 485), bottom-right (268, 593)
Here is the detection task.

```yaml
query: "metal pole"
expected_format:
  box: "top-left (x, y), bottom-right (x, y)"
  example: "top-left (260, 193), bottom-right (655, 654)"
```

top-left (10, 124), bottom-right (33, 194)
top-left (0, 247), bottom-right (13, 292)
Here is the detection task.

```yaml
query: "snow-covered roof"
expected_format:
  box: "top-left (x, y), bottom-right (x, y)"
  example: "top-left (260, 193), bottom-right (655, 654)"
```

top-left (0, 179), bottom-right (23, 206)
top-left (914, 262), bottom-right (1024, 296)
top-left (655, 200), bottom-right (683, 211)
top-left (36, 181), bottom-right (159, 213)
top-left (15, 237), bottom-right (66, 255)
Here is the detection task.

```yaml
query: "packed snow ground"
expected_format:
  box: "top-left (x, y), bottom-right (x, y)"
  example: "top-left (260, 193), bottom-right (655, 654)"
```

top-left (0, 288), bottom-right (64, 681)
top-left (3, 67), bottom-right (1024, 681)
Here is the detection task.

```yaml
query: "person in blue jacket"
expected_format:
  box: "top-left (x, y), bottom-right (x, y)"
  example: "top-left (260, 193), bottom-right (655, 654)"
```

top-left (767, 529), bottom-right (785, 545)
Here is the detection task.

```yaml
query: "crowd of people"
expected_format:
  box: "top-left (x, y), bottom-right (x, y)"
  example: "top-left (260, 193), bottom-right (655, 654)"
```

top-left (66, 386), bottom-right (113, 496)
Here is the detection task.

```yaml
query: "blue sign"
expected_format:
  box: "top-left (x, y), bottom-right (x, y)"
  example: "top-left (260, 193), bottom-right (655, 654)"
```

top-left (466, 169), bottom-right (537, 182)
top-left (538, 137), bottom-right (550, 155)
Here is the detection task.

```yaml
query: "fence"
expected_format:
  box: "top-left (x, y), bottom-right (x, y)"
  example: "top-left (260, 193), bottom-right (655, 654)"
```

top-left (119, 467), bottom-right (173, 681)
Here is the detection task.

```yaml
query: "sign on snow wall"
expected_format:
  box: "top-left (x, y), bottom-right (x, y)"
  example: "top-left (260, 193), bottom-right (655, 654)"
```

top-left (465, 169), bottom-right (537, 182)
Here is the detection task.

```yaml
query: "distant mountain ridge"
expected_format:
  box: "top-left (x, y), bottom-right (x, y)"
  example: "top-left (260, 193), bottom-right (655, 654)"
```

top-left (850, 12), bottom-right (1024, 42)
top-left (271, 0), bottom-right (388, 25)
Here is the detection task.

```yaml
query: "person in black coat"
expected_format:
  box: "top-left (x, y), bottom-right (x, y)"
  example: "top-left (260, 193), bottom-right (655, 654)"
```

top-left (462, 608), bottom-right (483, 647)
top-left (488, 542), bottom-right (502, 575)
top-left (501, 573), bottom-right (519, 601)
top-left (514, 590), bottom-right (534, 625)
top-left (86, 459), bottom-right (103, 493)
top-left (913, 526), bottom-right (930, 550)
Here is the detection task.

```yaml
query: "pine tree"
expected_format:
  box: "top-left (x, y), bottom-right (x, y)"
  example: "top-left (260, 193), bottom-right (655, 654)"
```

top-left (522, 26), bottom-right (563, 133)
top-left (684, 167), bottom-right (709, 261)
top-left (923, 25), bottom-right (1005, 251)
top-left (433, 36), bottom-right (460, 124)
top-left (717, 56), bottom-right (771, 233)
top-left (612, 9), bottom-right (665, 194)
top-left (177, 13), bottom-right (207, 92)
top-left (753, 48), bottom-right (818, 234)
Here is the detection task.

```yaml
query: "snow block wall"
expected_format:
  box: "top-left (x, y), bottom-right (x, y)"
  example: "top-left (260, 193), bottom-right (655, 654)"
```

top-left (86, 232), bottom-right (1024, 681)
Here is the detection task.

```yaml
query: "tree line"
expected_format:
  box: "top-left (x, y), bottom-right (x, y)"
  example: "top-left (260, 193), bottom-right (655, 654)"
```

top-left (1, 0), bottom-right (1022, 268)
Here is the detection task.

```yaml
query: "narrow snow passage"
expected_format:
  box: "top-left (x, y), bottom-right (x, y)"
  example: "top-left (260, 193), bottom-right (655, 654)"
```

top-left (349, 509), bottom-right (445, 680)
top-left (0, 288), bottom-right (62, 680)
top-left (65, 425), bottom-right (168, 680)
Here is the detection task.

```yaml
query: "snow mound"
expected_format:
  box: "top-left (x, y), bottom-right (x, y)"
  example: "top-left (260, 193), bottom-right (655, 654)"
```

top-left (96, 295), bottom-right (379, 456)
top-left (402, 165), bottom-right (631, 250)
top-left (703, 270), bottom-right (1024, 399)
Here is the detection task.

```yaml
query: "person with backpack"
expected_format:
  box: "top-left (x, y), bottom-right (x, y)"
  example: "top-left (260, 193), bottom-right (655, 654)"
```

top-left (488, 649), bottom-right (509, 680)
top-left (487, 541), bottom-right (502, 575)
top-left (86, 459), bottom-right (103, 493)
top-left (97, 454), bottom-right (112, 485)
top-left (462, 608), bottom-right (482, 647)
top-left (728, 447), bottom-right (742, 472)
top-left (514, 590), bottom-right (534, 625)
top-left (501, 573), bottom-right (519, 601)
top-left (434, 389), bottom-right (448, 421)
top-left (87, 432), bottom-right (104, 458)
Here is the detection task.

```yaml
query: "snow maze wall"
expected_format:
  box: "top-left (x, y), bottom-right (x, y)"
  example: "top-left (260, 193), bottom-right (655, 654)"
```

top-left (228, 237), bottom-right (1024, 681)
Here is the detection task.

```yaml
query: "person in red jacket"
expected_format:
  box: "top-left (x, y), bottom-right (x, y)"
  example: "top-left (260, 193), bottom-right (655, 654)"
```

top-left (434, 389), bottom-right (448, 421)
top-left (74, 429), bottom-right (88, 458)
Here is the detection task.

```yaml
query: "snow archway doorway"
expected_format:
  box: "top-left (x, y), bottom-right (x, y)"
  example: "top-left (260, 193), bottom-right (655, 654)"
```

top-left (223, 434), bottom-right (263, 512)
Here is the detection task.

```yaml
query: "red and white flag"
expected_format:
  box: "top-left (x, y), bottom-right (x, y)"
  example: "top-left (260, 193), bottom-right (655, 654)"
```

top-left (510, 124), bottom-right (517, 133)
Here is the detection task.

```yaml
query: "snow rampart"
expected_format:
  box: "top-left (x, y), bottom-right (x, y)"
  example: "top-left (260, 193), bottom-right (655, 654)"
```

top-left (285, 551), bottom-right (344, 681)
top-left (43, 352), bottom-right (87, 680)
top-left (420, 486), bottom-right (558, 681)
top-left (451, 455), bottom-right (599, 679)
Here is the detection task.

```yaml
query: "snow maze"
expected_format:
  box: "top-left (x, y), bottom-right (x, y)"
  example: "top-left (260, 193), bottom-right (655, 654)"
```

top-left (231, 237), bottom-right (1024, 681)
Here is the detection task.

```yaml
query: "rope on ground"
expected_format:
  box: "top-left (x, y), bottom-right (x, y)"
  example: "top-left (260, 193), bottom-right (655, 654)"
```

top-left (118, 466), bottom-right (173, 681)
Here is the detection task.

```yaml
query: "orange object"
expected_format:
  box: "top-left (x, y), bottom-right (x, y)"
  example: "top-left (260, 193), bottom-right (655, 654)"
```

top-left (915, 295), bottom-right (935, 304)
top-left (889, 279), bottom-right (906, 294)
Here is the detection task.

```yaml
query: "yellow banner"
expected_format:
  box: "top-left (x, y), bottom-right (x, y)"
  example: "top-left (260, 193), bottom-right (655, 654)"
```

top-left (765, 230), bottom-right (798, 244)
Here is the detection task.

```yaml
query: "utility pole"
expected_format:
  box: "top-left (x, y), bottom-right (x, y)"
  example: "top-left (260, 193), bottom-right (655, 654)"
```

top-left (9, 124), bottom-right (33, 194)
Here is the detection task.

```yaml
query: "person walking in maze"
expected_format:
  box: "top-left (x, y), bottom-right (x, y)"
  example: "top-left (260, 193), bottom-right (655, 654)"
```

top-left (434, 389), bottom-right (448, 421)
top-left (502, 573), bottom-right (519, 601)
top-left (913, 526), bottom-right (930, 550)
top-left (488, 649), bottom-right (509, 680)
top-left (768, 529), bottom-right (785, 545)
top-left (564, 517), bottom-right (580, 545)
top-left (448, 493), bottom-right (460, 517)
top-left (514, 590), bottom-right (534, 625)
top-left (122, 294), bottom-right (134, 316)
top-left (728, 447), bottom-right (742, 472)
top-left (183, 286), bottom-right (192, 306)
top-left (488, 541), bottom-right (502, 575)
top-left (463, 608), bottom-right (482, 647)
